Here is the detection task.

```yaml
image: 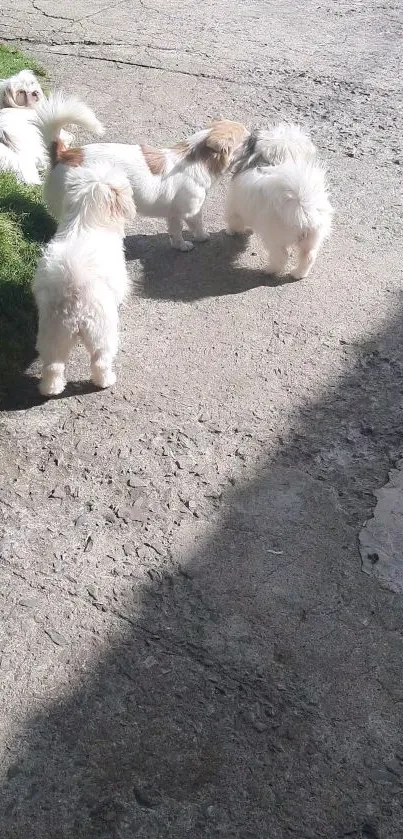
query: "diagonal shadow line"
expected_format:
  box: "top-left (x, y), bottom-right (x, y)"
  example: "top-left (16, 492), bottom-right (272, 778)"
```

top-left (2, 304), bottom-right (403, 838)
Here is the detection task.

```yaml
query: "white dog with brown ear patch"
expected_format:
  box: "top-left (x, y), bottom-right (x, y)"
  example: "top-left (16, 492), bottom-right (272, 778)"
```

top-left (33, 161), bottom-right (136, 396)
top-left (36, 94), bottom-right (249, 251)
top-left (226, 126), bottom-right (333, 279)
top-left (0, 69), bottom-right (44, 108)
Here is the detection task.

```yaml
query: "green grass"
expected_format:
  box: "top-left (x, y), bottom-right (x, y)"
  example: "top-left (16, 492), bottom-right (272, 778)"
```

top-left (0, 44), bottom-right (46, 81)
top-left (0, 46), bottom-right (53, 394)
top-left (0, 175), bottom-right (56, 388)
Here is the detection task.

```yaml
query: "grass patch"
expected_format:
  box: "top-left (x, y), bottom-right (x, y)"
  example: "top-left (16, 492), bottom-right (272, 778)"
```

top-left (0, 175), bottom-right (56, 393)
top-left (0, 44), bottom-right (46, 80)
top-left (0, 46), bottom-right (52, 398)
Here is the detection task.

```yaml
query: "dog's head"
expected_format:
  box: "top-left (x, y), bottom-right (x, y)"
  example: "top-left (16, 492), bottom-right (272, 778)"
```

top-left (0, 69), bottom-right (44, 108)
top-left (231, 123), bottom-right (317, 175)
top-left (175, 119), bottom-right (249, 177)
top-left (200, 119), bottom-right (249, 175)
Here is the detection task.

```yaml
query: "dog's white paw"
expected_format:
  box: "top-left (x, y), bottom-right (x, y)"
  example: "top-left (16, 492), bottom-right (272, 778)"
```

top-left (191, 231), bottom-right (210, 243)
top-left (290, 269), bottom-right (308, 280)
top-left (92, 369), bottom-right (116, 389)
top-left (39, 376), bottom-right (65, 396)
top-left (171, 239), bottom-right (194, 252)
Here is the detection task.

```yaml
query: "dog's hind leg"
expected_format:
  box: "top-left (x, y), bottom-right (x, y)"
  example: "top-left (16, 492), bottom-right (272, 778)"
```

top-left (261, 232), bottom-right (288, 275)
top-left (225, 211), bottom-right (247, 235)
top-left (36, 318), bottom-right (74, 396)
top-left (186, 210), bottom-right (210, 242)
top-left (80, 306), bottom-right (119, 389)
top-left (292, 229), bottom-right (323, 279)
top-left (167, 214), bottom-right (194, 252)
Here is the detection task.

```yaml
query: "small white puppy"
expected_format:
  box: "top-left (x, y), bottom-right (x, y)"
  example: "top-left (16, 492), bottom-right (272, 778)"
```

top-left (33, 161), bottom-right (135, 396)
top-left (35, 94), bottom-right (249, 251)
top-left (0, 69), bottom-right (44, 108)
top-left (226, 126), bottom-right (333, 278)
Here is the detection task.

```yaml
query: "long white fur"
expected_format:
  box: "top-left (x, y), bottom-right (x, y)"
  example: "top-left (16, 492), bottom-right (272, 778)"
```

top-left (0, 91), bottom-right (103, 184)
top-left (231, 123), bottom-right (317, 173)
top-left (0, 69), bottom-right (44, 108)
top-left (0, 108), bottom-right (46, 183)
top-left (32, 162), bottom-right (136, 397)
top-left (38, 94), bottom-right (247, 251)
top-left (226, 126), bottom-right (333, 279)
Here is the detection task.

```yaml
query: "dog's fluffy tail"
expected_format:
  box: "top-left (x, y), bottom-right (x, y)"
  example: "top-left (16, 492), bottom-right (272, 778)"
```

top-left (65, 162), bottom-right (136, 226)
top-left (34, 92), bottom-right (104, 152)
top-left (271, 161), bottom-right (333, 233)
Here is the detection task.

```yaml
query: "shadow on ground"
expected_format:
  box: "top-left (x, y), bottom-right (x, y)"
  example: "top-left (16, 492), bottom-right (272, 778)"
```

top-left (125, 229), bottom-right (297, 302)
top-left (2, 304), bottom-right (403, 838)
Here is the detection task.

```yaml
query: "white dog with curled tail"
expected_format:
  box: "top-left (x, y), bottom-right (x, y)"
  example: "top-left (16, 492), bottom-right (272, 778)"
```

top-left (33, 161), bottom-right (136, 396)
top-left (226, 125), bottom-right (333, 279)
top-left (35, 93), bottom-right (249, 252)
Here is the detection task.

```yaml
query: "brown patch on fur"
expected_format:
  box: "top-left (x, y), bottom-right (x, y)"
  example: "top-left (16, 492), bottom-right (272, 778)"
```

top-left (172, 120), bottom-right (249, 176)
top-left (50, 138), bottom-right (84, 168)
top-left (172, 139), bottom-right (191, 157)
top-left (141, 144), bottom-right (166, 175)
top-left (203, 120), bottom-right (248, 175)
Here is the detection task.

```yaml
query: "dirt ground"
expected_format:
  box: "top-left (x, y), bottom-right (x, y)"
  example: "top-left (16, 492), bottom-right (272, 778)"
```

top-left (1, 1), bottom-right (403, 836)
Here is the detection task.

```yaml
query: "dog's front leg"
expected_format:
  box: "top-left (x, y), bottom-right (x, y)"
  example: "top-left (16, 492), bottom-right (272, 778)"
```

top-left (186, 209), bottom-right (210, 243)
top-left (167, 215), bottom-right (194, 252)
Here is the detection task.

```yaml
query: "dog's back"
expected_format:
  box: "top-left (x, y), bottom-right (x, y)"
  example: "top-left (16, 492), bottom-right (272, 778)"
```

top-left (33, 162), bottom-right (135, 324)
top-left (267, 161), bottom-right (332, 233)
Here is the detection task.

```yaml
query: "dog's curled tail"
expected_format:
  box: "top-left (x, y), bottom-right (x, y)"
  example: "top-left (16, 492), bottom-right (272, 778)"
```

top-left (34, 92), bottom-right (104, 152)
top-left (65, 162), bottom-right (136, 226)
top-left (273, 162), bottom-right (333, 232)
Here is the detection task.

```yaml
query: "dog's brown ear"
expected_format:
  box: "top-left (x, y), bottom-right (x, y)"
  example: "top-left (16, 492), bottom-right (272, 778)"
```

top-left (2, 85), bottom-right (18, 107)
top-left (205, 120), bottom-right (249, 155)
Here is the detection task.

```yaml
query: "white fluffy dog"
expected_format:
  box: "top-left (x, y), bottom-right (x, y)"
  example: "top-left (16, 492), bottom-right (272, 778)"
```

top-left (0, 69), bottom-right (44, 108)
top-left (35, 94), bottom-right (248, 251)
top-left (0, 70), bottom-right (46, 182)
top-left (0, 108), bottom-right (48, 183)
top-left (226, 125), bottom-right (333, 278)
top-left (0, 84), bottom-right (89, 184)
top-left (33, 161), bottom-right (135, 396)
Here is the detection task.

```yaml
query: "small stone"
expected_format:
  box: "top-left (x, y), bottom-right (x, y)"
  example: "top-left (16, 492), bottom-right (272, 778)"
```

top-left (105, 510), bottom-right (116, 524)
top-left (87, 584), bottom-right (97, 599)
top-left (45, 628), bottom-right (66, 646)
top-left (84, 535), bottom-right (94, 552)
top-left (49, 486), bottom-right (64, 499)
top-left (75, 513), bottom-right (90, 528)
top-left (127, 476), bottom-right (147, 488)
top-left (144, 540), bottom-right (166, 556)
top-left (19, 597), bottom-right (39, 608)
top-left (252, 720), bottom-right (267, 733)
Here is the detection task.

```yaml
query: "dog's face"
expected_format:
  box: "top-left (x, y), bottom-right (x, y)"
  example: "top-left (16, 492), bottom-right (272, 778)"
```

top-left (0, 70), bottom-right (44, 108)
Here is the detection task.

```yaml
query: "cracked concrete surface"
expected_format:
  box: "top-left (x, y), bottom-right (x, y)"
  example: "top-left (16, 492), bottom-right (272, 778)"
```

top-left (1, 1), bottom-right (403, 837)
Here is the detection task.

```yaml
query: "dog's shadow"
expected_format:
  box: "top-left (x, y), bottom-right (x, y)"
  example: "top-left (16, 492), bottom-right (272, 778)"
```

top-left (1, 373), bottom-right (108, 412)
top-left (125, 229), bottom-right (298, 302)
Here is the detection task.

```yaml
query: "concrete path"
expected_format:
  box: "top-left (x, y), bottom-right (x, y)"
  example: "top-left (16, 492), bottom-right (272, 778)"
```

top-left (1, 1), bottom-right (403, 836)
